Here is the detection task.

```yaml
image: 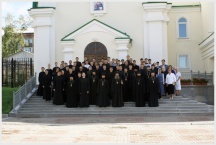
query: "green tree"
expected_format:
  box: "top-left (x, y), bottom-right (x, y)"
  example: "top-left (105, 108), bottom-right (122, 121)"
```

top-left (2, 13), bottom-right (32, 58)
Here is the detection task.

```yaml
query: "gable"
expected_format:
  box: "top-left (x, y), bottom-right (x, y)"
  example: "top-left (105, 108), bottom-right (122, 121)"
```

top-left (61, 19), bottom-right (131, 41)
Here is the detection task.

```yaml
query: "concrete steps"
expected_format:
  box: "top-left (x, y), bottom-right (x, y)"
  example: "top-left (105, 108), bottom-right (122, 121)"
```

top-left (13, 95), bottom-right (214, 117)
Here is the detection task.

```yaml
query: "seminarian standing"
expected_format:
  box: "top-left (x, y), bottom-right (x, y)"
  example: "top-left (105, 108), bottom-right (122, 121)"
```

top-left (53, 71), bottom-right (65, 105)
top-left (89, 70), bottom-right (99, 105)
top-left (111, 72), bottom-right (124, 107)
top-left (133, 71), bottom-right (146, 107)
top-left (97, 73), bottom-right (110, 107)
top-left (37, 67), bottom-right (45, 96)
top-left (66, 76), bottom-right (78, 108)
top-left (79, 72), bottom-right (90, 107)
top-left (42, 69), bottom-right (52, 101)
top-left (147, 71), bottom-right (160, 107)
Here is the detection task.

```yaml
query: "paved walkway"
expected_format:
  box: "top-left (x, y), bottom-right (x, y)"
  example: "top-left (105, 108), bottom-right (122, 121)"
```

top-left (2, 115), bottom-right (214, 143)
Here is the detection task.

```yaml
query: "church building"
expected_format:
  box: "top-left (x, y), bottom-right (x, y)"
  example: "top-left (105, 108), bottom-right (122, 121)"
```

top-left (28, 1), bottom-right (214, 84)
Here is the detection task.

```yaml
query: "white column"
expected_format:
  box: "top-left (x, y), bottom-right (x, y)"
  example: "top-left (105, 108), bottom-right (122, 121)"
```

top-left (143, 3), bottom-right (171, 63)
top-left (29, 8), bottom-right (55, 84)
top-left (62, 41), bottom-right (75, 63)
top-left (115, 39), bottom-right (130, 60)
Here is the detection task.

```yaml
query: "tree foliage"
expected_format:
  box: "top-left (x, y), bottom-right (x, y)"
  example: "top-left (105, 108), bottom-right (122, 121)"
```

top-left (2, 13), bottom-right (32, 58)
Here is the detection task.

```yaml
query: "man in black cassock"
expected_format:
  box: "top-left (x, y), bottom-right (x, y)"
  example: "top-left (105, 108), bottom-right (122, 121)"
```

top-left (89, 70), bottom-right (99, 105)
top-left (147, 71), bottom-right (160, 107)
top-left (133, 71), bottom-right (146, 107)
top-left (53, 71), bottom-right (64, 105)
top-left (37, 67), bottom-right (45, 96)
top-left (66, 76), bottom-right (78, 108)
top-left (61, 70), bottom-right (67, 103)
top-left (79, 72), bottom-right (90, 107)
top-left (97, 73), bottom-right (109, 107)
top-left (42, 69), bottom-right (52, 101)
top-left (111, 72), bottom-right (124, 107)
top-left (143, 65), bottom-right (151, 102)
top-left (122, 67), bottom-right (130, 102)
top-left (128, 64), bottom-right (134, 101)
top-left (107, 66), bottom-right (115, 100)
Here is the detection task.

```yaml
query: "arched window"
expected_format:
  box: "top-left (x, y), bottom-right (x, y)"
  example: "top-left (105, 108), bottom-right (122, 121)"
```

top-left (178, 18), bottom-right (187, 38)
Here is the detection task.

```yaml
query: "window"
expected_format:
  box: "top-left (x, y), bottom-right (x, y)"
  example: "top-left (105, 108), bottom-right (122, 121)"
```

top-left (178, 18), bottom-right (187, 38)
top-left (24, 48), bottom-right (32, 53)
top-left (179, 55), bottom-right (188, 68)
top-left (24, 38), bottom-right (33, 46)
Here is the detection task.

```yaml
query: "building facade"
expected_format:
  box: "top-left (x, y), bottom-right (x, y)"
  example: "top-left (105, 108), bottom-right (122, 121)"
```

top-left (28, 1), bottom-right (214, 84)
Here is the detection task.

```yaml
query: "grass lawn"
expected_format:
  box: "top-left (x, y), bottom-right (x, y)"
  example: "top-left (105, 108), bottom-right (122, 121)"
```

top-left (2, 87), bottom-right (20, 114)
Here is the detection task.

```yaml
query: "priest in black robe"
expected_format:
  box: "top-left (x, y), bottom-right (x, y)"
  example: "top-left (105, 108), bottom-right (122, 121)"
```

top-left (61, 70), bottom-right (67, 103)
top-left (37, 67), bottom-right (45, 96)
top-left (97, 73), bottom-right (109, 107)
top-left (107, 66), bottom-right (115, 100)
top-left (143, 65), bottom-right (151, 102)
top-left (111, 72), bottom-right (124, 107)
top-left (79, 72), bottom-right (90, 107)
top-left (133, 71), bottom-right (146, 107)
top-left (147, 71), bottom-right (160, 107)
top-left (122, 68), bottom-right (130, 102)
top-left (53, 71), bottom-right (64, 105)
top-left (66, 76), bottom-right (78, 107)
top-left (89, 70), bottom-right (99, 105)
top-left (42, 69), bottom-right (52, 101)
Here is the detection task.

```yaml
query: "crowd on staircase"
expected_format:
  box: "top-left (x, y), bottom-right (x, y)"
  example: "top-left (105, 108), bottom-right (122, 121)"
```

top-left (36, 55), bottom-right (181, 108)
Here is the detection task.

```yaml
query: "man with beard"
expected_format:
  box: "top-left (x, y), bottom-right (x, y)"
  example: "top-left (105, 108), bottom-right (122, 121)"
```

top-left (143, 65), bottom-right (151, 102)
top-left (61, 70), bottom-right (67, 103)
top-left (95, 64), bottom-right (101, 78)
top-left (53, 71), bottom-right (64, 105)
top-left (42, 69), bottom-right (52, 101)
top-left (89, 70), bottom-right (99, 105)
top-left (122, 67), bottom-right (130, 102)
top-left (66, 76), bottom-right (78, 108)
top-left (107, 66), bottom-right (115, 100)
top-left (86, 66), bottom-right (92, 79)
top-left (79, 72), bottom-right (90, 107)
top-left (101, 64), bottom-right (108, 79)
top-left (128, 64), bottom-right (134, 101)
top-left (147, 71), bottom-right (160, 107)
top-left (133, 71), bottom-right (146, 107)
top-left (37, 67), bottom-right (45, 96)
top-left (111, 72), bottom-right (124, 107)
top-left (97, 73), bottom-right (110, 107)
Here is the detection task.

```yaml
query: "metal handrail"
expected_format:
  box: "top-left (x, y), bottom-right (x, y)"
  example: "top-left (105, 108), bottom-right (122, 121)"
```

top-left (12, 73), bottom-right (37, 113)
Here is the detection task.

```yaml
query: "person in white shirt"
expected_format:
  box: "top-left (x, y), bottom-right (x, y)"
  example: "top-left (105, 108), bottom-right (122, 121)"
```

top-left (165, 68), bottom-right (176, 99)
top-left (84, 60), bottom-right (90, 69)
top-left (175, 68), bottom-right (181, 96)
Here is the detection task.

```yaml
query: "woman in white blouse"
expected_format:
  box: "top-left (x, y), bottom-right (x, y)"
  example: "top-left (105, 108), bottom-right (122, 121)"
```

top-left (175, 68), bottom-right (181, 96)
top-left (165, 68), bottom-right (176, 99)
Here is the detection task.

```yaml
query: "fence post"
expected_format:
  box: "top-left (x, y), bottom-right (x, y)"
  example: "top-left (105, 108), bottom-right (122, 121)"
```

top-left (30, 58), bottom-right (33, 77)
top-left (14, 60), bottom-right (16, 87)
top-left (198, 71), bottom-right (200, 79)
top-left (25, 59), bottom-right (27, 82)
top-left (11, 58), bottom-right (14, 88)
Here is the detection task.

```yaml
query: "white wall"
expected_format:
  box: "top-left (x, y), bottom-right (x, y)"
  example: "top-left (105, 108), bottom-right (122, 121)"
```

top-left (55, 2), bottom-right (144, 63)
top-left (167, 6), bottom-right (204, 72)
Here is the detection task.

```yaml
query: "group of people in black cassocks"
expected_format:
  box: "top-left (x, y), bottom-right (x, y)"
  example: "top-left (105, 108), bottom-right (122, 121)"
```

top-left (37, 57), bottom-right (160, 108)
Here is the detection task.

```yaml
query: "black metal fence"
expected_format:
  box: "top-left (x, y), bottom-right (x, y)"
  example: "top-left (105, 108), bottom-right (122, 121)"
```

top-left (2, 58), bottom-right (34, 88)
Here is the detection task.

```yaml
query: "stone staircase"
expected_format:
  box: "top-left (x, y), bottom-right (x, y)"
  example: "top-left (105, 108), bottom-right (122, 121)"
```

top-left (14, 95), bottom-right (214, 118)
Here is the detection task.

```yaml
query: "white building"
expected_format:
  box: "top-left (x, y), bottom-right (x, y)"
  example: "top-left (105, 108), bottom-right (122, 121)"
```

top-left (28, 1), bottom-right (214, 84)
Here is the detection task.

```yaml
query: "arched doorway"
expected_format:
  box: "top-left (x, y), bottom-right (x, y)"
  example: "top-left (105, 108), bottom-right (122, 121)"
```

top-left (84, 42), bottom-right (107, 61)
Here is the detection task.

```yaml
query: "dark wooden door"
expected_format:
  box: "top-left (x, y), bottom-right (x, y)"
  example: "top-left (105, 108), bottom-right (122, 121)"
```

top-left (84, 42), bottom-right (107, 62)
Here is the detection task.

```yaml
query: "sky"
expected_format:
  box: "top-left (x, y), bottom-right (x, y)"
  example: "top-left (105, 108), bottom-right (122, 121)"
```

top-left (2, 2), bottom-right (32, 27)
